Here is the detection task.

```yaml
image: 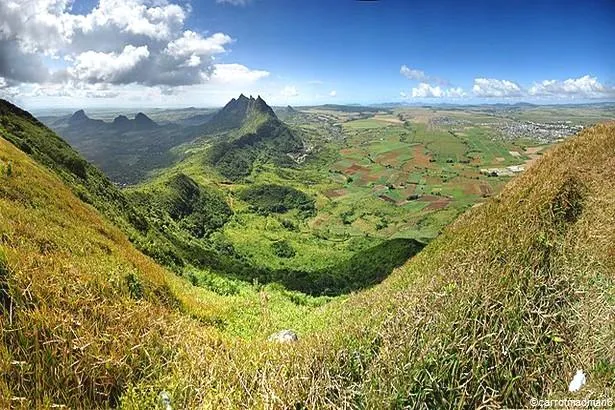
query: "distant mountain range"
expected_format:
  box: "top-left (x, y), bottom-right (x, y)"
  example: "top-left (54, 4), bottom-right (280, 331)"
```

top-left (44, 110), bottom-right (198, 184)
top-left (60, 110), bottom-right (159, 131)
top-left (39, 94), bottom-right (305, 185)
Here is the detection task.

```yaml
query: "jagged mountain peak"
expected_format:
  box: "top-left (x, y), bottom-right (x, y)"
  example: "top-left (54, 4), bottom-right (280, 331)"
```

top-left (207, 94), bottom-right (278, 131)
top-left (70, 109), bottom-right (89, 122)
top-left (135, 112), bottom-right (151, 121)
top-left (113, 115), bottom-right (129, 123)
top-left (134, 112), bottom-right (157, 129)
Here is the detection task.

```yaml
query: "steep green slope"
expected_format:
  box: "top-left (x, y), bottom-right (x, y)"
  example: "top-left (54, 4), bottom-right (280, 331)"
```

top-left (0, 99), bottom-right (209, 269)
top-left (204, 95), bottom-right (304, 181)
top-left (0, 134), bottom-right (189, 408)
top-left (0, 100), bottom-right (147, 235)
top-left (0, 123), bottom-right (333, 408)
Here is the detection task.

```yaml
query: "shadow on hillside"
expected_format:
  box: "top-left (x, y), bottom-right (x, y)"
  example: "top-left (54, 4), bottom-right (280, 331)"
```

top-left (202, 238), bottom-right (425, 296)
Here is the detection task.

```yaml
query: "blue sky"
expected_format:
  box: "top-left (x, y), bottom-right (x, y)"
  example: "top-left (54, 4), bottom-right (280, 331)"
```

top-left (1, 0), bottom-right (614, 108)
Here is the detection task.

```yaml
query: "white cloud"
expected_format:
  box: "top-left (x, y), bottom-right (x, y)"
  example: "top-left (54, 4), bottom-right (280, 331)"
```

top-left (0, 0), bottom-right (271, 92)
top-left (472, 78), bottom-right (523, 98)
top-left (329, 90), bottom-right (337, 97)
top-left (446, 87), bottom-right (466, 98)
top-left (0, 77), bottom-right (6, 88)
top-left (528, 75), bottom-right (614, 98)
top-left (0, 0), bottom-right (76, 54)
top-left (0, 0), bottom-right (187, 56)
top-left (210, 63), bottom-right (270, 84)
top-left (68, 45), bottom-right (150, 83)
top-left (79, 0), bottom-right (187, 41)
top-left (400, 64), bottom-right (450, 86)
top-left (411, 83), bottom-right (444, 98)
top-left (281, 86), bottom-right (299, 97)
top-left (399, 91), bottom-right (407, 99)
top-left (182, 55), bottom-right (201, 68)
top-left (400, 65), bottom-right (428, 82)
top-left (409, 83), bottom-right (467, 98)
top-left (165, 31), bottom-right (232, 59)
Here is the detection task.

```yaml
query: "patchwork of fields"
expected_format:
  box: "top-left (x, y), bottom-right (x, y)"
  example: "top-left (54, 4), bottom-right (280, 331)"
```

top-left (220, 110), bottom-right (546, 275)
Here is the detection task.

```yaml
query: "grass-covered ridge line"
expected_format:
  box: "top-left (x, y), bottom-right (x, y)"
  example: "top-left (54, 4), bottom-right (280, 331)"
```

top-left (0, 100), bottom-right (148, 233)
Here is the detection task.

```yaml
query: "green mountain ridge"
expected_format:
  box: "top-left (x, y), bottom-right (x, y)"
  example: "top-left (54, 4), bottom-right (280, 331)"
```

top-left (204, 95), bottom-right (305, 181)
top-left (205, 94), bottom-right (277, 132)
top-left (0, 99), bottom-right (217, 270)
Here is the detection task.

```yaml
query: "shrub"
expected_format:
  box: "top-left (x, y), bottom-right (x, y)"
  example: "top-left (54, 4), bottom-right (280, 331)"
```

top-left (272, 240), bottom-right (296, 258)
top-left (125, 272), bottom-right (143, 300)
top-left (239, 184), bottom-right (315, 216)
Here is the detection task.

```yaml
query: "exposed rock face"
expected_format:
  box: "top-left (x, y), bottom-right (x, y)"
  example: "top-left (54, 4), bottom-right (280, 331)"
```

top-left (158, 390), bottom-right (172, 410)
top-left (268, 329), bottom-right (298, 343)
top-left (207, 94), bottom-right (278, 131)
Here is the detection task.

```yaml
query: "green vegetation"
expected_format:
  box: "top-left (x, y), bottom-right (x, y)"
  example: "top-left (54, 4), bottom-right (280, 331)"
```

top-left (239, 184), bottom-right (315, 215)
top-left (271, 239), bottom-right (296, 258)
top-left (207, 116), bottom-right (304, 181)
top-left (130, 173), bottom-right (231, 239)
top-left (44, 110), bottom-right (202, 184)
top-left (0, 100), bottom-right (149, 235)
top-left (121, 97), bottom-right (541, 300)
top-left (1, 106), bottom-right (613, 408)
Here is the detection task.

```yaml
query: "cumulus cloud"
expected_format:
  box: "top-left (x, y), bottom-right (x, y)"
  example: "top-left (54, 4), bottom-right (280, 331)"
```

top-left (210, 63), bottom-right (270, 84)
top-left (165, 31), bottom-right (232, 59)
top-left (411, 83), bottom-right (443, 98)
top-left (281, 86), bottom-right (299, 97)
top-left (528, 75), bottom-right (614, 98)
top-left (400, 64), bottom-right (450, 86)
top-left (329, 90), bottom-right (337, 97)
top-left (409, 83), bottom-right (467, 98)
top-left (446, 87), bottom-right (466, 98)
top-left (0, 0), bottom-right (186, 54)
top-left (400, 65), bottom-right (428, 82)
top-left (182, 55), bottom-right (201, 68)
top-left (0, 0), bottom-right (269, 95)
top-left (0, 40), bottom-right (50, 83)
top-left (68, 45), bottom-right (150, 83)
top-left (74, 0), bottom-right (187, 44)
top-left (472, 78), bottom-right (523, 98)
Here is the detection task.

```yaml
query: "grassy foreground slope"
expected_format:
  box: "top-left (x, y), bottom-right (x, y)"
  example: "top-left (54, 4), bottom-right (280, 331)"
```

top-left (126, 122), bottom-right (615, 408)
top-left (0, 118), bottom-right (613, 408)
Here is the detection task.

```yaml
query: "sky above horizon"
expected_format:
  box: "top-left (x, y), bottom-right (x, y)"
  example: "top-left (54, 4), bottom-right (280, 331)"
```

top-left (1, 0), bottom-right (614, 109)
